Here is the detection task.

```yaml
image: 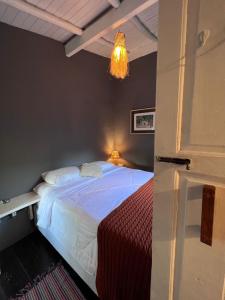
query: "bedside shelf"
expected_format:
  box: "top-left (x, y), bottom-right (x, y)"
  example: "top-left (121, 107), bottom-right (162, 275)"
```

top-left (0, 192), bottom-right (40, 219)
top-left (110, 159), bottom-right (153, 172)
top-left (129, 164), bottom-right (153, 172)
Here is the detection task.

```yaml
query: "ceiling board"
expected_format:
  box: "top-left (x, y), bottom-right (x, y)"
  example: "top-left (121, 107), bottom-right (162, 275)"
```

top-left (0, 0), bottom-right (158, 60)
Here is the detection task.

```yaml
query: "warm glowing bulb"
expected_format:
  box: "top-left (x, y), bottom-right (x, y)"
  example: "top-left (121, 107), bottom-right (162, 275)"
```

top-left (114, 46), bottom-right (122, 60)
top-left (110, 150), bottom-right (120, 160)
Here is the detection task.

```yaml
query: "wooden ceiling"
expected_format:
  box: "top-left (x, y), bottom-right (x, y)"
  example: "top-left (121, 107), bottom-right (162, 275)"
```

top-left (0, 0), bottom-right (158, 61)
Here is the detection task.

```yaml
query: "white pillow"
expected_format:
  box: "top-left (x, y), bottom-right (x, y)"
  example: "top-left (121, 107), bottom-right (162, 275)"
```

top-left (33, 182), bottom-right (52, 196)
top-left (88, 161), bottom-right (114, 172)
top-left (42, 166), bottom-right (80, 185)
top-left (80, 162), bottom-right (103, 178)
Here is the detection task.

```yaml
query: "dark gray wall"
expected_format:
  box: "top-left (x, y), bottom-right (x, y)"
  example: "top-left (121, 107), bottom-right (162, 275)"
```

top-left (0, 22), bottom-right (113, 200)
top-left (0, 23), bottom-right (157, 250)
top-left (114, 52), bottom-right (157, 170)
top-left (0, 22), bottom-right (114, 250)
top-left (0, 208), bottom-right (34, 251)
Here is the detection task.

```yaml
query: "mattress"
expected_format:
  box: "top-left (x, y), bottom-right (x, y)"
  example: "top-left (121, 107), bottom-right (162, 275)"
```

top-left (37, 166), bottom-right (154, 293)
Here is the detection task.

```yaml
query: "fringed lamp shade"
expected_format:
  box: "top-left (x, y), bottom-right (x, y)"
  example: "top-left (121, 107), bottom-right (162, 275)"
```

top-left (110, 32), bottom-right (129, 79)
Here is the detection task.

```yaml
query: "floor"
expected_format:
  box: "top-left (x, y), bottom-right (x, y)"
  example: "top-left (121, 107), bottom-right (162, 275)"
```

top-left (0, 230), bottom-right (99, 300)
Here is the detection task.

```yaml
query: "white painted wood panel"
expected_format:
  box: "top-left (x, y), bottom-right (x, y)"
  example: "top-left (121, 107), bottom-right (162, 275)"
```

top-left (138, 1), bottom-right (158, 21)
top-left (32, 0), bottom-right (53, 10)
top-left (47, 0), bottom-right (68, 16)
top-left (99, 15), bottom-right (158, 59)
top-left (48, 0), bottom-right (82, 20)
top-left (44, 23), bottom-right (61, 37)
top-left (129, 40), bottom-right (157, 61)
top-left (22, 14), bottom-right (37, 29)
top-left (0, 0), bottom-right (159, 60)
top-left (12, 11), bottom-right (28, 28)
top-left (85, 41), bottom-right (111, 59)
top-left (52, 27), bottom-right (68, 41)
top-left (1, 6), bottom-right (18, 24)
top-left (69, 0), bottom-right (109, 28)
top-left (0, 3), bottom-right (7, 18)
top-left (31, 18), bottom-right (48, 33)
top-left (104, 21), bottom-right (134, 41)
top-left (152, 0), bottom-right (225, 299)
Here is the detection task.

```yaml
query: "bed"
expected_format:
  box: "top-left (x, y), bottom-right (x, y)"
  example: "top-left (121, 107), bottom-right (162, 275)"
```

top-left (36, 165), bottom-right (154, 297)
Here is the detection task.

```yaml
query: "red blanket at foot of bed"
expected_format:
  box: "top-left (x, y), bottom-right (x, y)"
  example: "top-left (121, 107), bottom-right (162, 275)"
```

top-left (96, 179), bottom-right (153, 300)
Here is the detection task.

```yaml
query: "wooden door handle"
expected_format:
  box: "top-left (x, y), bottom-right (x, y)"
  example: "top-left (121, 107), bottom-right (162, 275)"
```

top-left (200, 185), bottom-right (215, 246)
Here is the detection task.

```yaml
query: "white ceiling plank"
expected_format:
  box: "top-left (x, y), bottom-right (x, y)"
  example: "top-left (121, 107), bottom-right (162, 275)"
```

top-left (12, 11), bottom-right (28, 28)
top-left (112, 22), bottom-right (147, 50)
top-left (0, 0), bottom-right (158, 61)
top-left (97, 37), bottom-right (114, 48)
top-left (107, 0), bottom-right (120, 9)
top-left (143, 15), bottom-right (158, 26)
top-left (44, 23), bottom-right (60, 37)
top-left (131, 16), bottom-right (157, 41)
top-left (138, 1), bottom-right (158, 21)
top-left (26, 0), bottom-right (40, 5)
top-left (0, 3), bottom-right (7, 18)
top-left (0, 0), bottom-right (83, 35)
top-left (45, 25), bottom-right (60, 39)
top-left (45, 0), bottom-right (65, 15)
top-left (85, 42), bottom-right (111, 59)
top-left (51, 27), bottom-right (67, 40)
top-left (68, 0), bottom-right (94, 23)
top-left (69, 0), bottom-right (109, 28)
top-left (87, 16), bottom-right (156, 60)
top-left (65, 0), bottom-right (157, 57)
top-left (1, 6), bottom-right (18, 24)
top-left (144, 20), bottom-right (158, 36)
top-left (27, 0), bottom-right (52, 10)
top-left (53, 0), bottom-right (81, 20)
top-left (60, 0), bottom-right (88, 21)
top-left (60, 31), bottom-right (73, 43)
top-left (30, 18), bottom-right (44, 33)
top-left (98, 37), bottom-right (131, 54)
top-left (129, 39), bottom-right (157, 61)
top-left (55, 28), bottom-right (71, 41)
top-left (22, 14), bottom-right (37, 29)
top-left (31, 18), bottom-right (52, 35)
top-left (104, 21), bottom-right (133, 41)
top-left (39, 23), bottom-right (59, 39)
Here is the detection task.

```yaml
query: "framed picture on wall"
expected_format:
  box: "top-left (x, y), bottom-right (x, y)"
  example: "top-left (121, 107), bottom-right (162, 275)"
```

top-left (130, 108), bottom-right (155, 134)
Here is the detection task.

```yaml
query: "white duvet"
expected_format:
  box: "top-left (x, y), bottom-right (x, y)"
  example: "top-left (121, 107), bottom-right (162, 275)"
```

top-left (37, 166), bottom-right (153, 278)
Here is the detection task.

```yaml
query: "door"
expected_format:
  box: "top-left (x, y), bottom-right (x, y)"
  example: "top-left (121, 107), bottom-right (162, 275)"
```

top-left (151, 0), bottom-right (225, 299)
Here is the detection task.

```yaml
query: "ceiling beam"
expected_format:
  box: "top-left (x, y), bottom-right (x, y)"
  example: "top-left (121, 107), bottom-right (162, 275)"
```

top-left (65, 0), bottom-right (157, 57)
top-left (0, 0), bottom-right (83, 35)
top-left (107, 0), bottom-right (120, 9)
top-left (131, 16), bottom-right (158, 42)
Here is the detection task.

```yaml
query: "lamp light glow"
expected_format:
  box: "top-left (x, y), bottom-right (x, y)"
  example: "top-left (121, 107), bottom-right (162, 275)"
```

top-left (110, 150), bottom-right (120, 160)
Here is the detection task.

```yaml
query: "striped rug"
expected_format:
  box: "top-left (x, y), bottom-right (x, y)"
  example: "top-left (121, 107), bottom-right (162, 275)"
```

top-left (11, 263), bottom-right (86, 300)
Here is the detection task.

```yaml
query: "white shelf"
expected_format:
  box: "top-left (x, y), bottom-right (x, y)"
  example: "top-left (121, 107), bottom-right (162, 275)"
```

top-left (0, 192), bottom-right (40, 219)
